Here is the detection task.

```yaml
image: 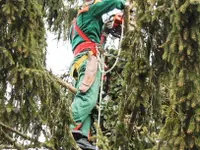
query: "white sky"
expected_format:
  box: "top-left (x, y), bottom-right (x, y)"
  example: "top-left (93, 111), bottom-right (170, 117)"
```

top-left (46, 32), bottom-right (73, 75)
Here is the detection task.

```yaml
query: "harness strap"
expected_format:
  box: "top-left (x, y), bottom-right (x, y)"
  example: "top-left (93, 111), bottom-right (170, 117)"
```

top-left (71, 6), bottom-right (89, 39)
top-left (73, 20), bottom-right (90, 41)
top-left (73, 41), bottom-right (97, 56)
top-left (71, 18), bottom-right (98, 56)
top-left (71, 8), bottom-right (101, 57)
top-left (100, 34), bottom-right (105, 45)
top-left (70, 51), bottom-right (94, 79)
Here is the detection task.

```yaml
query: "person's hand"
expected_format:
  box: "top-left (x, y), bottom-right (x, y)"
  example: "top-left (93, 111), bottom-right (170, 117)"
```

top-left (104, 18), bottom-right (114, 29)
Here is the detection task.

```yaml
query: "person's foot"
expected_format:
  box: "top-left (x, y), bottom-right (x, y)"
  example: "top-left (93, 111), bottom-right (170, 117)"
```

top-left (76, 137), bottom-right (99, 150)
top-left (72, 130), bottom-right (84, 140)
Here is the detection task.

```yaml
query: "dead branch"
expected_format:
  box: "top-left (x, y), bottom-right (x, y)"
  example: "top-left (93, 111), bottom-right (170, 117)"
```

top-left (0, 122), bottom-right (56, 150)
top-left (55, 76), bottom-right (77, 94)
top-left (124, 3), bottom-right (130, 33)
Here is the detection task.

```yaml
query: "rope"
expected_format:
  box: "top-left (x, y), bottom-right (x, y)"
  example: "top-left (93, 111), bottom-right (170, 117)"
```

top-left (96, 20), bottom-right (124, 149)
top-left (104, 23), bottom-right (124, 74)
top-left (98, 19), bottom-right (124, 75)
top-left (96, 55), bottom-right (105, 150)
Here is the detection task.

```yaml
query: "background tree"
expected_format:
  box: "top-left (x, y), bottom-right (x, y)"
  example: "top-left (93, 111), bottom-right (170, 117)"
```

top-left (97, 0), bottom-right (200, 150)
top-left (0, 0), bottom-right (78, 149)
top-left (0, 0), bottom-right (200, 150)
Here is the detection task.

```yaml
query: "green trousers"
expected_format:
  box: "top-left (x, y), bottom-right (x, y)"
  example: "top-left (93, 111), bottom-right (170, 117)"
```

top-left (70, 58), bottom-right (101, 138)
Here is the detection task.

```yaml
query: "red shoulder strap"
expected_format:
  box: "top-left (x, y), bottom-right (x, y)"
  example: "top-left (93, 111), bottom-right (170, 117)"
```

top-left (71, 6), bottom-right (90, 41)
top-left (72, 19), bottom-right (91, 41)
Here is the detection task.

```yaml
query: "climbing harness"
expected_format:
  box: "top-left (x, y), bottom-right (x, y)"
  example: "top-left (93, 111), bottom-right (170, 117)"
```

top-left (70, 16), bottom-right (99, 93)
top-left (70, 51), bottom-right (94, 79)
top-left (72, 19), bottom-right (98, 56)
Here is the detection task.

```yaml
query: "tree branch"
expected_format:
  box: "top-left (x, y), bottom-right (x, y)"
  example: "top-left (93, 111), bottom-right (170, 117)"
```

top-left (46, 69), bottom-right (77, 94)
top-left (124, 2), bottom-right (130, 33)
top-left (55, 76), bottom-right (77, 94)
top-left (0, 122), bottom-right (56, 150)
top-left (0, 121), bottom-right (33, 141)
top-left (1, 130), bottom-right (23, 150)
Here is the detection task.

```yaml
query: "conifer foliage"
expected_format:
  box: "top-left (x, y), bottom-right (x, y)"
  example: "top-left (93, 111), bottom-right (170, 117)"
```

top-left (98, 0), bottom-right (200, 150)
top-left (0, 0), bottom-right (200, 150)
top-left (155, 0), bottom-right (200, 149)
top-left (0, 0), bottom-right (77, 149)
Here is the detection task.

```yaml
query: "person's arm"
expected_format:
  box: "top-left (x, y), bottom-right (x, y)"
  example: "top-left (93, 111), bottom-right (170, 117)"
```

top-left (88, 0), bottom-right (125, 19)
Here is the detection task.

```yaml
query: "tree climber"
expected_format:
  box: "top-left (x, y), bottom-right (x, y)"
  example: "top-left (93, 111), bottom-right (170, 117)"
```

top-left (69, 0), bottom-right (125, 149)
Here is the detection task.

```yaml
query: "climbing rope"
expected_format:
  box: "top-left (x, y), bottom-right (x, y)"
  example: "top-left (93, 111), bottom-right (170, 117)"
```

top-left (96, 19), bottom-right (124, 148)
top-left (96, 55), bottom-right (105, 150)
top-left (98, 17), bottom-right (124, 74)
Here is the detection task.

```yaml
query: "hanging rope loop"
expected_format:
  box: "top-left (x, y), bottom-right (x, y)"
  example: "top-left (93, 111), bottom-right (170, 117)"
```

top-left (96, 19), bottom-right (124, 149)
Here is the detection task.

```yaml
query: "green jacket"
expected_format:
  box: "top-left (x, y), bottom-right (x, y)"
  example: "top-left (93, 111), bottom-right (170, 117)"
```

top-left (70, 0), bottom-right (125, 53)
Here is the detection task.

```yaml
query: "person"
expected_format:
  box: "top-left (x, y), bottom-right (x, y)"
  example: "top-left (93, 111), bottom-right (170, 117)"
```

top-left (69, 0), bottom-right (125, 149)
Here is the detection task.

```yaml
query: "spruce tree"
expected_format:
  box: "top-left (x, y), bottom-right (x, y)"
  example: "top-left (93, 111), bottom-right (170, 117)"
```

top-left (0, 0), bottom-right (78, 149)
top-left (155, 0), bottom-right (200, 149)
top-left (1, 0), bottom-right (200, 150)
top-left (98, 0), bottom-right (200, 150)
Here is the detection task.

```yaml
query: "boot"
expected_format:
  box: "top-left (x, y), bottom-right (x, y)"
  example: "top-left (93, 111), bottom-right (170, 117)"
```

top-left (76, 137), bottom-right (99, 150)
top-left (72, 130), bottom-right (84, 140)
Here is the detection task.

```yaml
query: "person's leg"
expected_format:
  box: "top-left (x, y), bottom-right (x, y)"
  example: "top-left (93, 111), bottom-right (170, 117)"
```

top-left (70, 59), bottom-right (101, 141)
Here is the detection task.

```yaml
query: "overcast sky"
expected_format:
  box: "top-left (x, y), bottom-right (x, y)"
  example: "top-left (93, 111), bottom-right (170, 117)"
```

top-left (46, 32), bottom-right (73, 75)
